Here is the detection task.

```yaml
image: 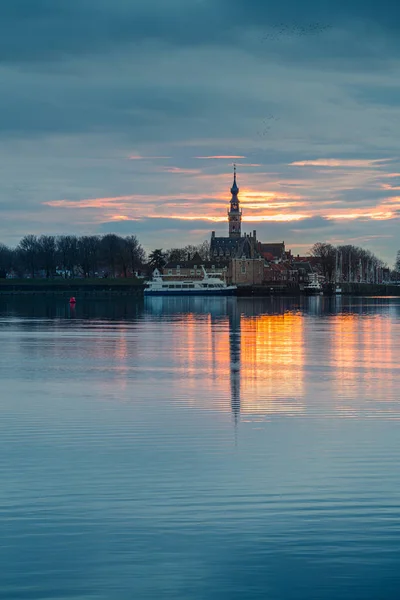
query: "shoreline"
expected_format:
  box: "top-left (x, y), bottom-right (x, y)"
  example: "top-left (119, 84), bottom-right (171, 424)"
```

top-left (1, 279), bottom-right (399, 297)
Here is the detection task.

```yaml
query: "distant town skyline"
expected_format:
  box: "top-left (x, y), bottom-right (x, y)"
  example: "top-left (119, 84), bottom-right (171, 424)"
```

top-left (1, 1), bottom-right (400, 265)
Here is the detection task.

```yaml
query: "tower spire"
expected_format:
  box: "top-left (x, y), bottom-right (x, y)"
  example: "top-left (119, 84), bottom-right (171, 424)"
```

top-left (228, 164), bottom-right (241, 238)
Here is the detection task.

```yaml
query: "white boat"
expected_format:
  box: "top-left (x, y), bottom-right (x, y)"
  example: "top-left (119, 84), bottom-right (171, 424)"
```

top-left (304, 273), bottom-right (323, 295)
top-left (144, 267), bottom-right (237, 296)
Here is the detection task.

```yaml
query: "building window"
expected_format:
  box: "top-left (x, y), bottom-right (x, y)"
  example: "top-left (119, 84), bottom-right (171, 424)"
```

top-left (168, 269), bottom-right (172, 275)
top-left (196, 270), bottom-right (201, 275)
top-left (190, 269), bottom-right (194, 275)
top-left (211, 265), bottom-right (215, 271)
top-left (241, 263), bottom-right (246, 274)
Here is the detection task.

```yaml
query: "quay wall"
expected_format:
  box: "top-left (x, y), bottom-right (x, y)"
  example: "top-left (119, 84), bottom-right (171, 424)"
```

top-left (0, 279), bottom-right (145, 297)
top-left (339, 282), bottom-right (400, 296)
top-left (237, 283), bottom-right (400, 296)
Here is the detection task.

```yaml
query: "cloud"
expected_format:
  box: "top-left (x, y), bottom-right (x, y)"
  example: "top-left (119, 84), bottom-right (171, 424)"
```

top-left (160, 167), bottom-right (202, 174)
top-left (1, 0), bottom-right (400, 266)
top-left (195, 155), bottom-right (246, 159)
top-left (128, 155), bottom-right (171, 160)
top-left (289, 159), bottom-right (391, 168)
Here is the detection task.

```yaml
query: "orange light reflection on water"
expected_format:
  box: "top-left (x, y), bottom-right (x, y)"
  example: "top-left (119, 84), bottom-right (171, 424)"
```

top-left (239, 313), bottom-right (305, 416)
top-left (331, 313), bottom-right (397, 417)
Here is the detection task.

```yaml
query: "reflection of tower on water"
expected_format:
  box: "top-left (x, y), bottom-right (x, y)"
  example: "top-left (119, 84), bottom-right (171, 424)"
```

top-left (228, 299), bottom-right (241, 433)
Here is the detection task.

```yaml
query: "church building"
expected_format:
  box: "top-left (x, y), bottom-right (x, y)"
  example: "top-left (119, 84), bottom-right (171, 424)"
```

top-left (210, 166), bottom-right (258, 261)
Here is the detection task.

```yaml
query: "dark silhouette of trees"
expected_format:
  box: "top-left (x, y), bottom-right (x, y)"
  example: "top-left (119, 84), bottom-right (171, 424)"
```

top-left (148, 249), bottom-right (166, 271)
top-left (57, 235), bottom-right (78, 277)
top-left (125, 235), bottom-right (146, 275)
top-left (395, 250), bottom-right (400, 272)
top-left (100, 234), bottom-right (120, 277)
top-left (18, 235), bottom-right (40, 278)
top-left (0, 233), bottom-right (146, 279)
top-left (309, 242), bottom-right (336, 281)
top-left (309, 242), bottom-right (387, 283)
top-left (38, 235), bottom-right (56, 278)
top-left (165, 240), bottom-right (210, 263)
top-left (77, 236), bottom-right (100, 278)
top-left (0, 244), bottom-right (12, 278)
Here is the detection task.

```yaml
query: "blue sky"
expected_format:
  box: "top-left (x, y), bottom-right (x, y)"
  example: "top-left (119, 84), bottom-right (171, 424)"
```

top-left (1, 0), bottom-right (400, 264)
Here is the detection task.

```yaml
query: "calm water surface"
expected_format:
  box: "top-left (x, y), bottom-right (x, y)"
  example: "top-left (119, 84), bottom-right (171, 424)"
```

top-left (0, 295), bottom-right (400, 599)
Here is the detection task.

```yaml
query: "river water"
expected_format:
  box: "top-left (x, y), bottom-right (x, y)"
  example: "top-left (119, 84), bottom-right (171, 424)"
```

top-left (0, 295), bottom-right (399, 599)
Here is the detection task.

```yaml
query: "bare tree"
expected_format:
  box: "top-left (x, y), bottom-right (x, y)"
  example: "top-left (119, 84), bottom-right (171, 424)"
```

top-left (165, 240), bottom-right (210, 263)
top-left (100, 234), bottom-right (120, 277)
top-left (57, 235), bottom-right (78, 277)
top-left (38, 235), bottom-right (56, 278)
top-left (309, 242), bottom-right (336, 281)
top-left (395, 250), bottom-right (400, 272)
top-left (125, 235), bottom-right (146, 275)
top-left (165, 248), bottom-right (187, 263)
top-left (18, 235), bottom-right (40, 278)
top-left (0, 243), bottom-right (12, 278)
top-left (77, 236), bottom-right (100, 278)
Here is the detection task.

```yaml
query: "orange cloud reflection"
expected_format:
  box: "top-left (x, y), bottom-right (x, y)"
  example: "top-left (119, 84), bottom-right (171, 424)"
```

top-left (330, 311), bottom-right (397, 417)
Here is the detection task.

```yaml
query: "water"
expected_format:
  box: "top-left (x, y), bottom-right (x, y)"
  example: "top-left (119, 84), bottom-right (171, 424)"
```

top-left (0, 295), bottom-right (400, 600)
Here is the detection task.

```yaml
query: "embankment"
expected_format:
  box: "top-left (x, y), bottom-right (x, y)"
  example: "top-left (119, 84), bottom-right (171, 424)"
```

top-left (0, 278), bottom-right (145, 297)
top-left (339, 282), bottom-right (400, 295)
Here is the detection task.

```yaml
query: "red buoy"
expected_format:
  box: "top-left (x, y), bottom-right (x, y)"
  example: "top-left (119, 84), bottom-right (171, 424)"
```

top-left (69, 296), bottom-right (76, 304)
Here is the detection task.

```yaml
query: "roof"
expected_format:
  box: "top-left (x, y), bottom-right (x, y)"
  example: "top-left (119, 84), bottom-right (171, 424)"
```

top-left (292, 261), bottom-right (313, 273)
top-left (211, 235), bottom-right (258, 259)
top-left (258, 242), bottom-right (285, 258)
top-left (211, 237), bottom-right (241, 250)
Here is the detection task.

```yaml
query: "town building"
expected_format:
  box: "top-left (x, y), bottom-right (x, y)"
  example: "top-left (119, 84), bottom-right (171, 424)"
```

top-left (210, 166), bottom-right (258, 261)
top-left (229, 257), bottom-right (264, 286)
top-left (163, 252), bottom-right (229, 279)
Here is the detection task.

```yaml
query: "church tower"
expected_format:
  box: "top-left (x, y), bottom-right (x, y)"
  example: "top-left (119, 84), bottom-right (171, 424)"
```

top-left (228, 164), bottom-right (242, 238)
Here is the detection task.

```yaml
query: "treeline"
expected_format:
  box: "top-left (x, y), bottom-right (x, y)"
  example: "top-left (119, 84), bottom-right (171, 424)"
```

top-left (310, 242), bottom-right (391, 281)
top-left (0, 234), bottom-right (146, 279)
top-left (147, 242), bottom-right (210, 271)
top-left (0, 235), bottom-right (212, 279)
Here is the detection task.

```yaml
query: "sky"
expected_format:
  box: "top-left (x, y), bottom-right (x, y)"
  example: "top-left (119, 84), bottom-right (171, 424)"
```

top-left (1, 1), bottom-right (400, 265)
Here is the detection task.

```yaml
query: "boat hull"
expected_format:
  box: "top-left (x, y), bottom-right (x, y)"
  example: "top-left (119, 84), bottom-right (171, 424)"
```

top-left (144, 288), bottom-right (237, 296)
top-left (303, 288), bottom-right (323, 295)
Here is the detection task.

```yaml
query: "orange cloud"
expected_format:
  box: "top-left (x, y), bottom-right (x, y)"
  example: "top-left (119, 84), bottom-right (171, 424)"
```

top-left (233, 163), bottom-right (262, 167)
top-left (290, 158), bottom-right (390, 168)
top-left (326, 211), bottom-right (395, 220)
top-left (128, 155), bottom-right (171, 160)
top-left (161, 167), bottom-right (202, 174)
top-left (242, 214), bottom-right (308, 222)
top-left (195, 155), bottom-right (246, 159)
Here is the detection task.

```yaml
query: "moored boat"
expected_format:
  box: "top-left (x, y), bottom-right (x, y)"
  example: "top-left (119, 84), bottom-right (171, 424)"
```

top-left (303, 273), bottom-right (323, 295)
top-left (144, 267), bottom-right (237, 296)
